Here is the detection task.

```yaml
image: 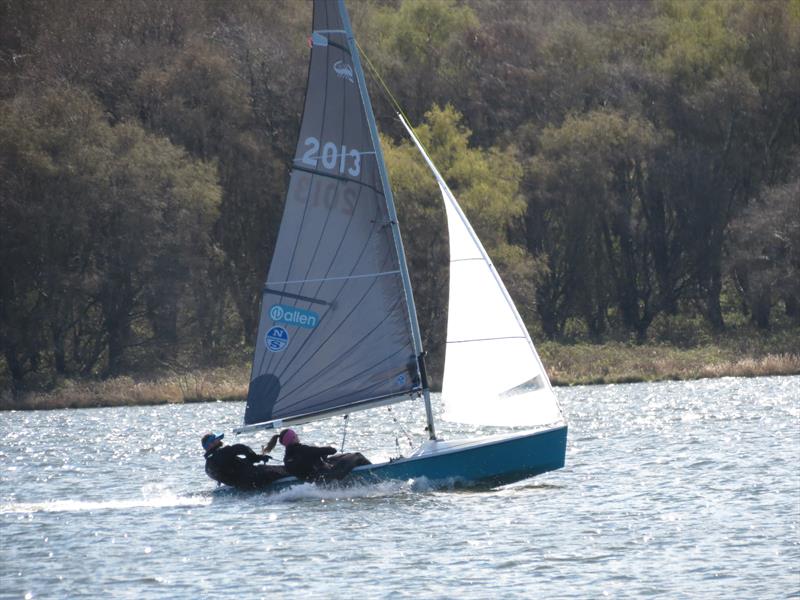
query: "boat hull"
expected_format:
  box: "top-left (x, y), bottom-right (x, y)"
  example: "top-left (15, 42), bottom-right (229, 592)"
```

top-left (259, 425), bottom-right (567, 492)
top-left (354, 424), bottom-right (567, 487)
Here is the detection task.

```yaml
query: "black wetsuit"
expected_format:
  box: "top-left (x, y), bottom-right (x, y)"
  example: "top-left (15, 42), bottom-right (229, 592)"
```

top-left (284, 443), bottom-right (371, 482)
top-left (283, 443), bottom-right (336, 481)
top-left (204, 443), bottom-right (287, 490)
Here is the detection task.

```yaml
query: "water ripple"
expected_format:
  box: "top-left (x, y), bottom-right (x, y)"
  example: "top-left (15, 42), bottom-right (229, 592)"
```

top-left (1, 375), bottom-right (798, 599)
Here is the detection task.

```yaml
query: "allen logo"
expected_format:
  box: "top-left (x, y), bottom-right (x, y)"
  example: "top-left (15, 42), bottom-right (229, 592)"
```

top-left (269, 304), bottom-right (319, 329)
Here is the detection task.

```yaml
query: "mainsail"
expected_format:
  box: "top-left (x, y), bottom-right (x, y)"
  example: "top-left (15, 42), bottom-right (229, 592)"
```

top-left (242, 0), bottom-right (422, 430)
top-left (398, 116), bottom-right (564, 428)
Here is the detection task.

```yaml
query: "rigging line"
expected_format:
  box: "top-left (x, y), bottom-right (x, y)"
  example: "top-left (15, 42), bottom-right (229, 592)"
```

top-left (356, 38), bottom-right (446, 235)
top-left (340, 414), bottom-right (348, 453)
top-left (354, 38), bottom-right (412, 129)
top-left (387, 406), bottom-right (416, 451)
top-left (264, 389), bottom-right (415, 430)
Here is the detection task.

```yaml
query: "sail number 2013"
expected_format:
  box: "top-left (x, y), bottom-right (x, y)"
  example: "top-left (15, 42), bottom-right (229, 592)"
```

top-left (300, 137), bottom-right (361, 177)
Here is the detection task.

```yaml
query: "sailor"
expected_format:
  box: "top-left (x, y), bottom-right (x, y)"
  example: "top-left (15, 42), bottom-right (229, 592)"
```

top-left (266, 428), bottom-right (371, 483)
top-left (201, 432), bottom-right (288, 490)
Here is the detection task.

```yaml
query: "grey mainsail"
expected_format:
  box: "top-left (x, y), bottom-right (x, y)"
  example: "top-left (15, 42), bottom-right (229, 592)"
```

top-left (242, 0), bottom-right (421, 429)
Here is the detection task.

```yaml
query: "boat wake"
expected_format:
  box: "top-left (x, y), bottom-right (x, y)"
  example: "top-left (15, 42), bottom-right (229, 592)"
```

top-left (207, 477), bottom-right (439, 504)
top-left (0, 485), bottom-right (211, 514)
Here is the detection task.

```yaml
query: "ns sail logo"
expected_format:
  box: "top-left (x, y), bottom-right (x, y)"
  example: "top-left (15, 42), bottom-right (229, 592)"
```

top-left (269, 304), bottom-right (319, 329)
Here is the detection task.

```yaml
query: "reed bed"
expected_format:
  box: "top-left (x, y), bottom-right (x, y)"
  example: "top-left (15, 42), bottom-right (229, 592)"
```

top-left (2, 366), bottom-right (249, 411)
top-left (2, 348), bottom-right (798, 411)
top-left (543, 342), bottom-right (800, 386)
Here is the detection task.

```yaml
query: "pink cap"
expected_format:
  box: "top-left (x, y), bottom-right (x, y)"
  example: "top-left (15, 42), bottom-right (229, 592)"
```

top-left (279, 429), bottom-right (298, 446)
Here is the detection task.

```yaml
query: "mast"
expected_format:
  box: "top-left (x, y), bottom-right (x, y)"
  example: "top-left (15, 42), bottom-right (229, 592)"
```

top-left (337, 0), bottom-right (436, 439)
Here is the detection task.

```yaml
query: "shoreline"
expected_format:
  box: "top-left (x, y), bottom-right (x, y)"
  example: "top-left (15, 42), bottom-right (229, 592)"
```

top-left (2, 348), bottom-right (798, 411)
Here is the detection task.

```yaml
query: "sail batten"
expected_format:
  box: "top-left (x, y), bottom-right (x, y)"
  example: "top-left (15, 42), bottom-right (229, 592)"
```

top-left (266, 270), bottom-right (401, 287)
top-left (448, 336), bottom-right (527, 344)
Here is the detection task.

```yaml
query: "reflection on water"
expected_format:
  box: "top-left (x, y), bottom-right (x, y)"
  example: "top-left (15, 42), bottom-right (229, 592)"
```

top-left (1, 376), bottom-right (799, 598)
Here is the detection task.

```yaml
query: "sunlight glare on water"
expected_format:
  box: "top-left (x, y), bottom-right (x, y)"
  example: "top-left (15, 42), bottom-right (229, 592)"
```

top-left (1, 375), bottom-right (798, 598)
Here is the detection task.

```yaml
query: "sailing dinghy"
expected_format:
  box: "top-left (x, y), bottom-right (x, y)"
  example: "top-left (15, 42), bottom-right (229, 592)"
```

top-left (231, 0), bottom-right (567, 489)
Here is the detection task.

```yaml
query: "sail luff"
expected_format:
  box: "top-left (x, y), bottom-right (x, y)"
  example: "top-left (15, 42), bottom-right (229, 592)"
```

top-left (336, 1), bottom-right (422, 361)
top-left (337, 0), bottom-right (436, 438)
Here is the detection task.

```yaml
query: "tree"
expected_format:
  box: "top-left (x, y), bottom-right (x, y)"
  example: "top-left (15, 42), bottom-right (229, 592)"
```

top-left (529, 110), bottom-right (661, 341)
top-left (728, 176), bottom-right (800, 328)
top-left (645, 0), bottom-right (800, 330)
top-left (0, 86), bottom-right (220, 386)
top-left (361, 0), bottom-right (479, 129)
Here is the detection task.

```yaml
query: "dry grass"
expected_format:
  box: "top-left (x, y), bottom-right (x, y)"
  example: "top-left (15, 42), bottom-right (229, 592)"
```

top-left (542, 341), bottom-right (800, 386)
top-left (695, 353), bottom-right (800, 380)
top-left (2, 345), bottom-right (798, 411)
top-left (2, 366), bottom-right (249, 411)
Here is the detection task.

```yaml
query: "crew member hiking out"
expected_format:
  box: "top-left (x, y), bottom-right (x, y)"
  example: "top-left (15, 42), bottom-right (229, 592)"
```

top-left (265, 428), bottom-right (371, 483)
top-left (201, 433), bottom-right (287, 490)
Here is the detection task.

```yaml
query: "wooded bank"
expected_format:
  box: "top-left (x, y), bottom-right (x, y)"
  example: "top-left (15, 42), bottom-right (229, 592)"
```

top-left (1, 0), bottom-right (798, 394)
top-left (3, 333), bottom-right (798, 410)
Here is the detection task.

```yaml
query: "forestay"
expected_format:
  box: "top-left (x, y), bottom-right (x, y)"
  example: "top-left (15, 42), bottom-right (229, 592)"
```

top-left (242, 0), bottom-right (421, 430)
top-left (398, 116), bottom-right (564, 428)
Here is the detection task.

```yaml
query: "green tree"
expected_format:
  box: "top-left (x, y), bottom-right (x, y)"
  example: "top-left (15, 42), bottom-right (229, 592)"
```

top-left (0, 86), bottom-right (220, 386)
top-left (645, 0), bottom-right (800, 330)
top-left (530, 110), bottom-right (661, 341)
top-left (362, 0), bottom-right (479, 126)
top-left (728, 176), bottom-right (800, 328)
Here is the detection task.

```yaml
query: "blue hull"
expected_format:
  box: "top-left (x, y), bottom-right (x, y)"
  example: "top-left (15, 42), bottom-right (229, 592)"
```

top-left (353, 425), bottom-right (567, 487)
top-left (263, 425), bottom-right (567, 492)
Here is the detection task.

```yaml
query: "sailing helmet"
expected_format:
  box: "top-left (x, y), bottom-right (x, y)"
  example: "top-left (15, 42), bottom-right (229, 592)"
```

top-left (201, 432), bottom-right (224, 451)
top-left (278, 429), bottom-right (298, 446)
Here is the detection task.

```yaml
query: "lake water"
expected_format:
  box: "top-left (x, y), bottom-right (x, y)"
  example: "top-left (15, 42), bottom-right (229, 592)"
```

top-left (1, 376), bottom-right (798, 599)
